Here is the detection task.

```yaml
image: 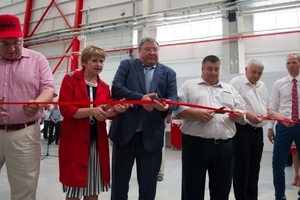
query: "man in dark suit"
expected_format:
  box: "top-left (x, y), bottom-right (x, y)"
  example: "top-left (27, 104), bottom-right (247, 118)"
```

top-left (109, 37), bottom-right (178, 200)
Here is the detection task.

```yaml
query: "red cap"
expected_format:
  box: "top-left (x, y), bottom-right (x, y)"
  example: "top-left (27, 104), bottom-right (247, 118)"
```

top-left (0, 14), bottom-right (23, 39)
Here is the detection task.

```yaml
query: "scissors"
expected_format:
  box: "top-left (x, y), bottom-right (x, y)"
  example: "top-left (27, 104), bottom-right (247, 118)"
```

top-left (213, 106), bottom-right (226, 114)
top-left (151, 94), bottom-right (166, 101)
top-left (0, 97), bottom-right (7, 112)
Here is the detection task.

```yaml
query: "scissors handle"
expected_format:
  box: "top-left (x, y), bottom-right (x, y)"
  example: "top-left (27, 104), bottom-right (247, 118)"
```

top-left (0, 96), bottom-right (7, 112)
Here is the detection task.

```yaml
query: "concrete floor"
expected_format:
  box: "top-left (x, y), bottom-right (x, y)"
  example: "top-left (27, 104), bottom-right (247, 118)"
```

top-left (0, 138), bottom-right (299, 200)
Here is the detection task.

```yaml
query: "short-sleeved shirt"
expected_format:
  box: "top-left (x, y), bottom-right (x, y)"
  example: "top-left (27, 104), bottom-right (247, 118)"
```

top-left (229, 75), bottom-right (269, 127)
top-left (173, 77), bottom-right (246, 140)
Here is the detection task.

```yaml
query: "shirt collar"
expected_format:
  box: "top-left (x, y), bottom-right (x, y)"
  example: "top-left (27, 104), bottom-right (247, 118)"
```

top-left (197, 77), bottom-right (223, 87)
top-left (242, 75), bottom-right (261, 87)
top-left (143, 64), bottom-right (157, 69)
top-left (288, 75), bottom-right (300, 82)
top-left (0, 47), bottom-right (28, 61)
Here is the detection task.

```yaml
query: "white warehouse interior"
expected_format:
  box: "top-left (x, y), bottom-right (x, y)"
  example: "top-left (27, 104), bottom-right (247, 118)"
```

top-left (1, 0), bottom-right (300, 199)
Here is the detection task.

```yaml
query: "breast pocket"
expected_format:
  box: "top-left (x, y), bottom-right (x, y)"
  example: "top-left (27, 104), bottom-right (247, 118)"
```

top-left (221, 91), bottom-right (234, 110)
top-left (12, 72), bottom-right (38, 93)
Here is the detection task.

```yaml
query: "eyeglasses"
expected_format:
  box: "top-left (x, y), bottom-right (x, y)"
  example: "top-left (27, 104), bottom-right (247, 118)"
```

top-left (0, 40), bottom-right (22, 48)
top-left (141, 48), bottom-right (159, 53)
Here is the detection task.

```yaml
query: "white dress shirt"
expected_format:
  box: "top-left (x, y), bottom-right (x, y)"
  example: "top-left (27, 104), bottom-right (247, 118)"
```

top-left (173, 77), bottom-right (246, 140)
top-left (268, 75), bottom-right (300, 128)
top-left (229, 75), bottom-right (269, 127)
top-left (42, 110), bottom-right (51, 121)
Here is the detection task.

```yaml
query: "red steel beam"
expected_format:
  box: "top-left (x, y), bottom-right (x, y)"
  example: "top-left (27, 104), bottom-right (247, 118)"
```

top-left (23, 0), bottom-right (33, 39)
top-left (74, 0), bottom-right (83, 29)
top-left (70, 0), bottom-right (84, 71)
top-left (29, 0), bottom-right (55, 37)
top-left (53, 1), bottom-right (72, 29)
top-left (52, 41), bottom-right (74, 74)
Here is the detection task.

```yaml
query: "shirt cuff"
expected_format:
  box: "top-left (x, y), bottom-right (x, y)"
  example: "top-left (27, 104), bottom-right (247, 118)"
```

top-left (268, 121), bottom-right (275, 129)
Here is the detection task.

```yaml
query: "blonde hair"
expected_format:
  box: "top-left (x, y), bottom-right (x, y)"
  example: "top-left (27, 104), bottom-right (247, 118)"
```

top-left (81, 45), bottom-right (106, 68)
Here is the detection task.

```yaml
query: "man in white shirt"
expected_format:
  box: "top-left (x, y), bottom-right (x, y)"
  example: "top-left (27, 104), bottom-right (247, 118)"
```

top-left (173, 55), bottom-right (246, 200)
top-left (229, 58), bottom-right (270, 200)
top-left (268, 53), bottom-right (300, 200)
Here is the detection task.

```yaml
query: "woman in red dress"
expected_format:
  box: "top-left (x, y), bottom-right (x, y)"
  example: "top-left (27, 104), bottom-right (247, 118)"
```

top-left (58, 45), bottom-right (131, 200)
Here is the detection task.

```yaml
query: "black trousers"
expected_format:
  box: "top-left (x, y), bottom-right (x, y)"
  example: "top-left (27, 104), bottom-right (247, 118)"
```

top-left (42, 120), bottom-right (50, 139)
top-left (111, 132), bottom-right (162, 200)
top-left (48, 121), bottom-right (61, 144)
top-left (233, 123), bottom-right (264, 200)
top-left (181, 134), bottom-right (233, 200)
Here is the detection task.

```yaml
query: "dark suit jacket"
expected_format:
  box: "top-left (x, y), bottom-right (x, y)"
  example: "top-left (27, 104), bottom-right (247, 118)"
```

top-left (109, 59), bottom-right (178, 152)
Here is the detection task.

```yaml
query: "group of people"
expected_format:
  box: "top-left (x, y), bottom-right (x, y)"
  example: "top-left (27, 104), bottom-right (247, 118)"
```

top-left (40, 104), bottom-right (62, 145)
top-left (0, 13), bottom-right (300, 200)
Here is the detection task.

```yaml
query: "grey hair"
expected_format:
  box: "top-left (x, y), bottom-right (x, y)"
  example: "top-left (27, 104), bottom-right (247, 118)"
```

top-left (246, 58), bottom-right (265, 68)
top-left (138, 37), bottom-right (160, 49)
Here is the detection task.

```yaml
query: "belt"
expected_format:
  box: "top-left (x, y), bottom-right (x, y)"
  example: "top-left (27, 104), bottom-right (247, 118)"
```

top-left (198, 137), bottom-right (231, 144)
top-left (245, 123), bottom-right (262, 131)
top-left (0, 120), bottom-right (36, 131)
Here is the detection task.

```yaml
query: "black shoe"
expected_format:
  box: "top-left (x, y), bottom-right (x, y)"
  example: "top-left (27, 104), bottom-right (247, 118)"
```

top-left (157, 175), bottom-right (163, 181)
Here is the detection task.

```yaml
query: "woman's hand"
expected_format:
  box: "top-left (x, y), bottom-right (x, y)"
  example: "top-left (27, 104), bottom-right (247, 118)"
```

top-left (112, 104), bottom-right (131, 113)
top-left (112, 98), bottom-right (133, 114)
top-left (92, 105), bottom-right (109, 121)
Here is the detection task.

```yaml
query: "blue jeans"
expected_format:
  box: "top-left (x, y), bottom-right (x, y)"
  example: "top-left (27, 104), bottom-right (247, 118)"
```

top-left (273, 123), bottom-right (300, 200)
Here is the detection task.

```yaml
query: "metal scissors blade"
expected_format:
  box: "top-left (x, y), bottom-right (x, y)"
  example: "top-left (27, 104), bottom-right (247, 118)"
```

top-left (0, 97), bottom-right (7, 112)
top-left (214, 106), bottom-right (226, 114)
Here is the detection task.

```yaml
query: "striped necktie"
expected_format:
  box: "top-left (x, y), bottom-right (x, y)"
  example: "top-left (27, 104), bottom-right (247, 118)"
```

top-left (292, 78), bottom-right (299, 121)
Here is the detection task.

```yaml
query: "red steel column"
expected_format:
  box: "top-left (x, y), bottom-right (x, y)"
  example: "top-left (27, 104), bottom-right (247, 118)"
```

top-left (70, 0), bottom-right (83, 71)
top-left (23, 0), bottom-right (34, 39)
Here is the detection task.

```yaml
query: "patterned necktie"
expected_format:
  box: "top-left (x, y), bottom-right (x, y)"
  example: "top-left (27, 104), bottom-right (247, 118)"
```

top-left (292, 78), bottom-right (299, 121)
top-left (145, 67), bottom-right (153, 93)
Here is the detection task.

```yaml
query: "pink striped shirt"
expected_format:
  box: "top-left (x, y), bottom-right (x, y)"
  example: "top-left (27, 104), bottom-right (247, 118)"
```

top-left (0, 48), bottom-right (56, 124)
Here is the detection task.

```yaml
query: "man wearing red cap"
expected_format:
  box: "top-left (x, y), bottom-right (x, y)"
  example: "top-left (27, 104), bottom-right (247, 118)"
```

top-left (0, 14), bottom-right (56, 200)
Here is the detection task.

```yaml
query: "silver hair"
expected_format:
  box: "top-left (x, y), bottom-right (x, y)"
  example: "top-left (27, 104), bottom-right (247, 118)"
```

top-left (246, 58), bottom-right (265, 68)
top-left (138, 37), bottom-right (160, 49)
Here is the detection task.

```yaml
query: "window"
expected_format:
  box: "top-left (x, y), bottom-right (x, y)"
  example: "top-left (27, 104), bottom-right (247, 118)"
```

top-left (253, 8), bottom-right (300, 33)
top-left (132, 29), bottom-right (138, 46)
top-left (156, 19), bottom-right (222, 44)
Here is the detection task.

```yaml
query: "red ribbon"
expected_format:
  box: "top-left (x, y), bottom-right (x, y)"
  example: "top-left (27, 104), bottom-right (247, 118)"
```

top-left (0, 99), bottom-right (296, 124)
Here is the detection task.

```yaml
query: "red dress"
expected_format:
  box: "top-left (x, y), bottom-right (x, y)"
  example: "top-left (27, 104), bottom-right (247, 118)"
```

top-left (58, 69), bottom-right (111, 187)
